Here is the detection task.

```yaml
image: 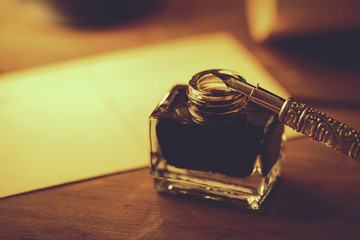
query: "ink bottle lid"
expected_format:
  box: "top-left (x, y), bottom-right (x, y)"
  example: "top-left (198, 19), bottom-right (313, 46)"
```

top-left (187, 69), bottom-right (248, 125)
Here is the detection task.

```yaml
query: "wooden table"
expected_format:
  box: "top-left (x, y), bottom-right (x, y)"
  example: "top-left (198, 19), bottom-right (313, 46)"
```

top-left (1, 0), bottom-right (360, 239)
top-left (1, 135), bottom-right (360, 239)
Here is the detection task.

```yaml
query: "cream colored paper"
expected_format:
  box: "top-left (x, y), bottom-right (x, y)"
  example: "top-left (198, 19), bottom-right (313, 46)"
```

top-left (0, 32), bottom-right (292, 198)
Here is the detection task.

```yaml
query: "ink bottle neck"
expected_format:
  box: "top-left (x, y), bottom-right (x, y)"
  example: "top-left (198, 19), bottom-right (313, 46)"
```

top-left (187, 70), bottom-right (247, 125)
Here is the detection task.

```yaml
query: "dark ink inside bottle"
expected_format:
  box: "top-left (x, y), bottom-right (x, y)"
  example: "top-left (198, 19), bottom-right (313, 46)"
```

top-left (149, 70), bottom-right (285, 210)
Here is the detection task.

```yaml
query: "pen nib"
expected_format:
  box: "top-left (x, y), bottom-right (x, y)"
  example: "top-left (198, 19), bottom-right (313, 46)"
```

top-left (209, 70), bottom-right (247, 92)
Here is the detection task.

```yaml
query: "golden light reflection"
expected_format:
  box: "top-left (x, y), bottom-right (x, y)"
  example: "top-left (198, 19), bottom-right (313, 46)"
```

top-left (0, 32), bottom-right (293, 198)
top-left (246, 0), bottom-right (278, 42)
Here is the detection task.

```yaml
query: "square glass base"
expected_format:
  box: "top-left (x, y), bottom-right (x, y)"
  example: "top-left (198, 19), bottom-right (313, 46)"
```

top-left (151, 153), bottom-right (283, 210)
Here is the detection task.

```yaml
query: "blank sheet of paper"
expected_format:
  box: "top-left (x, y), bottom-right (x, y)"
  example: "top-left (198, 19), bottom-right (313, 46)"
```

top-left (0, 32), bottom-right (292, 198)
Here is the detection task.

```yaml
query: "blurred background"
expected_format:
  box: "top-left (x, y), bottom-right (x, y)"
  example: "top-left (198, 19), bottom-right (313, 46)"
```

top-left (1, 0), bottom-right (360, 102)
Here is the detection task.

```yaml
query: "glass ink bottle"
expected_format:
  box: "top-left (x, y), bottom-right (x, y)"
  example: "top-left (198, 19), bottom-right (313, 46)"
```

top-left (149, 69), bottom-right (285, 210)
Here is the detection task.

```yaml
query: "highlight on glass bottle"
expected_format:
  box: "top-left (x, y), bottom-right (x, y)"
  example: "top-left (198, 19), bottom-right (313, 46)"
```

top-left (149, 69), bottom-right (286, 210)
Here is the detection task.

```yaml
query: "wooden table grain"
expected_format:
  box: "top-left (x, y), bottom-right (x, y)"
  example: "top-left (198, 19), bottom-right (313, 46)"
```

top-left (1, 132), bottom-right (360, 239)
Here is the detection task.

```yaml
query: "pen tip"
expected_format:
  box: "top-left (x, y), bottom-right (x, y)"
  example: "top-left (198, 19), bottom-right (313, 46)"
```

top-left (209, 69), bottom-right (246, 91)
